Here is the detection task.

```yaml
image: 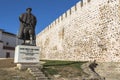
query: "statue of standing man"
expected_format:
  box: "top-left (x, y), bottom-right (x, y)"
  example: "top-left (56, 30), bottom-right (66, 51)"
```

top-left (18, 8), bottom-right (37, 46)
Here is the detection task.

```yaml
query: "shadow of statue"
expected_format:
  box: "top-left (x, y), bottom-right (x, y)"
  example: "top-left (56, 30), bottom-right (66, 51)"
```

top-left (81, 60), bottom-right (105, 80)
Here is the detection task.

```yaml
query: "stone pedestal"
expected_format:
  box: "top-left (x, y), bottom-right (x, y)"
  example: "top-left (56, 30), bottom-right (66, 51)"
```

top-left (16, 63), bottom-right (39, 70)
top-left (14, 45), bottom-right (40, 70)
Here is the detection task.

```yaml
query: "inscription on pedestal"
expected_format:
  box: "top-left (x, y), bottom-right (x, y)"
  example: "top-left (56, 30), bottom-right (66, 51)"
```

top-left (14, 45), bottom-right (40, 63)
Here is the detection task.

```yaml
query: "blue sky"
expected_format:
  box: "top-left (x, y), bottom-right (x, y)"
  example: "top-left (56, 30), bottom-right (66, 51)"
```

top-left (0, 0), bottom-right (80, 34)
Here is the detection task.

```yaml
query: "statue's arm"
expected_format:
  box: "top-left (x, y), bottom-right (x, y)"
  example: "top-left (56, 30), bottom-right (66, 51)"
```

top-left (34, 16), bottom-right (37, 26)
top-left (19, 14), bottom-right (26, 24)
top-left (32, 16), bottom-right (37, 29)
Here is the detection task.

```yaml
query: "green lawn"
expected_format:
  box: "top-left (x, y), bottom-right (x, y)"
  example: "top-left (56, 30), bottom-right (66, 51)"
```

top-left (41, 60), bottom-right (87, 78)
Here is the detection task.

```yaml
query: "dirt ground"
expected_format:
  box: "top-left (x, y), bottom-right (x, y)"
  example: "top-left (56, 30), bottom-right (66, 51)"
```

top-left (0, 58), bottom-right (35, 80)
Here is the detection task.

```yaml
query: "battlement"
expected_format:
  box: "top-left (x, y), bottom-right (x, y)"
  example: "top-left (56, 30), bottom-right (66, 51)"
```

top-left (36, 0), bottom-right (120, 62)
top-left (37, 0), bottom-right (92, 36)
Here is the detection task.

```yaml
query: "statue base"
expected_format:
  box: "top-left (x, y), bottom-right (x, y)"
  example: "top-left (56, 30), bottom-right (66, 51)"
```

top-left (16, 63), bottom-right (40, 70)
top-left (14, 45), bottom-right (40, 70)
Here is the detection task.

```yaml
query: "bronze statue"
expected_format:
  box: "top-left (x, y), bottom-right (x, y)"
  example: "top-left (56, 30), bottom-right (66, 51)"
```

top-left (18, 8), bottom-right (37, 45)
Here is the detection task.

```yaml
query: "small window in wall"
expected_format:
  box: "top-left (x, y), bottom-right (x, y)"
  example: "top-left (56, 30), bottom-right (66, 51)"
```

top-left (6, 52), bottom-right (10, 58)
top-left (6, 42), bottom-right (9, 45)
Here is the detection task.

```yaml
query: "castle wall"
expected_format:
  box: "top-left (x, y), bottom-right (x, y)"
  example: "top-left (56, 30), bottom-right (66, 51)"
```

top-left (36, 0), bottom-right (120, 62)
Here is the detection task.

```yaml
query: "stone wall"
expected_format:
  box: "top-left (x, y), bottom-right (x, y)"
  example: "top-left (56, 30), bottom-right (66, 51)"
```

top-left (36, 0), bottom-right (120, 62)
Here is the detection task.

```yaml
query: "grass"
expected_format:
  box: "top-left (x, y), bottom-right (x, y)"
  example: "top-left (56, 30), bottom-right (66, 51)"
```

top-left (41, 60), bottom-right (87, 78)
top-left (43, 60), bottom-right (85, 66)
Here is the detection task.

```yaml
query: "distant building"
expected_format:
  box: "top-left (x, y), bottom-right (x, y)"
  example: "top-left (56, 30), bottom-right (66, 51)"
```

top-left (0, 29), bottom-right (22, 58)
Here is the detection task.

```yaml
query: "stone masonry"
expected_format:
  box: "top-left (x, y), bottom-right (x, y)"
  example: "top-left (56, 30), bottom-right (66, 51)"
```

top-left (36, 0), bottom-right (120, 62)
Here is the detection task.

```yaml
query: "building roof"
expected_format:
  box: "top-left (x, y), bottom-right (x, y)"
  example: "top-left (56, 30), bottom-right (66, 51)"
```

top-left (3, 31), bottom-right (16, 36)
top-left (0, 29), bottom-right (16, 37)
top-left (0, 29), bottom-right (4, 31)
top-left (0, 40), bottom-right (3, 43)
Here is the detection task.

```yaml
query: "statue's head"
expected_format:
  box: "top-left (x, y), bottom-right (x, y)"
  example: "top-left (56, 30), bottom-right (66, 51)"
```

top-left (26, 8), bottom-right (32, 13)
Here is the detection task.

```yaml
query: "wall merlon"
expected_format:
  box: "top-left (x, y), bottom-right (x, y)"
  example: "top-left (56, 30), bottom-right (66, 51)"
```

top-left (76, 1), bottom-right (81, 9)
top-left (46, 26), bottom-right (48, 30)
top-left (49, 24), bottom-right (52, 29)
top-left (83, 0), bottom-right (87, 5)
top-left (44, 28), bottom-right (47, 32)
top-left (83, 0), bottom-right (89, 5)
top-left (54, 19), bottom-right (57, 25)
top-left (47, 25), bottom-right (50, 29)
top-left (66, 9), bottom-right (71, 17)
top-left (65, 12), bottom-right (67, 18)
top-left (62, 13), bottom-right (66, 20)
top-left (58, 16), bottom-right (62, 23)
top-left (74, 4), bottom-right (77, 11)
top-left (56, 18), bottom-right (59, 25)
top-left (58, 17), bottom-right (60, 23)
top-left (71, 6), bottom-right (76, 13)
top-left (52, 22), bottom-right (54, 26)
top-left (52, 21), bottom-right (55, 27)
top-left (61, 15), bottom-right (63, 20)
top-left (47, 25), bottom-right (49, 30)
top-left (50, 23), bottom-right (53, 28)
top-left (45, 25), bottom-right (50, 32)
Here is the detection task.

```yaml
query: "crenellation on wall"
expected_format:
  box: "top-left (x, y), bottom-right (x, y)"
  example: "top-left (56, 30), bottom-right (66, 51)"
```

top-left (66, 9), bottom-right (71, 18)
top-left (48, 25), bottom-right (51, 30)
top-left (61, 15), bottom-right (63, 21)
top-left (62, 13), bottom-right (66, 20)
top-left (76, 1), bottom-right (82, 11)
top-left (74, 4), bottom-right (77, 11)
top-left (54, 19), bottom-right (57, 25)
top-left (39, 0), bottom-right (96, 36)
top-left (49, 23), bottom-right (53, 29)
top-left (61, 15), bottom-right (64, 21)
top-left (71, 5), bottom-right (76, 14)
top-left (53, 19), bottom-right (57, 27)
top-left (57, 16), bottom-right (60, 23)
top-left (52, 21), bottom-right (55, 27)
top-left (76, 1), bottom-right (81, 8)
top-left (38, 0), bottom-right (92, 36)
top-left (36, 0), bottom-right (120, 62)
top-left (83, 0), bottom-right (88, 5)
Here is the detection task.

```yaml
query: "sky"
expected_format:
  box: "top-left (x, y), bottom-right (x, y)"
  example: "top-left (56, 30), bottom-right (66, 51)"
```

top-left (0, 0), bottom-right (80, 35)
